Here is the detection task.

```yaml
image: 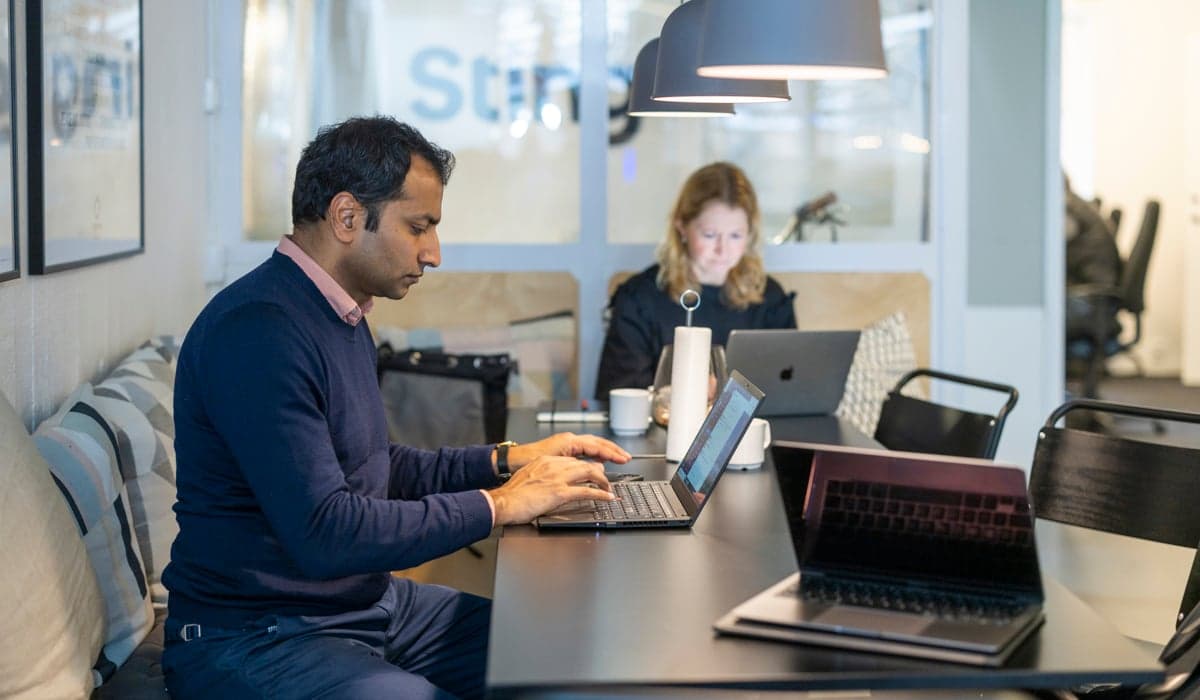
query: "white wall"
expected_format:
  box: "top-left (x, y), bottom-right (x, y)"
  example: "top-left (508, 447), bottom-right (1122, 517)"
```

top-left (1061, 0), bottom-right (1200, 377)
top-left (0, 1), bottom-right (209, 430)
top-left (1183, 36), bottom-right (1200, 386)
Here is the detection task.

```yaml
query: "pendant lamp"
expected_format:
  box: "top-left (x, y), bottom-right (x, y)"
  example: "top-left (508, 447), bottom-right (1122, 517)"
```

top-left (697, 0), bottom-right (888, 81)
top-left (627, 39), bottom-right (734, 117)
top-left (652, 0), bottom-right (789, 104)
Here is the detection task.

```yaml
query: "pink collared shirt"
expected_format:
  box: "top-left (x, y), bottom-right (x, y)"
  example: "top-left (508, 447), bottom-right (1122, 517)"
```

top-left (277, 236), bottom-right (374, 326)
top-left (276, 235), bottom-right (497, 524)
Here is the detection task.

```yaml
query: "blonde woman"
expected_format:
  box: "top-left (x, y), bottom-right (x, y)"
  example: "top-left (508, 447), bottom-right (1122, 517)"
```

top-left (596, 162), bottom-right (796, 398)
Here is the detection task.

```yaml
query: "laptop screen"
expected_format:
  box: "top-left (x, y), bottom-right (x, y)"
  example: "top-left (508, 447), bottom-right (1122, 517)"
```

top-left (672, 372), bottom-right (763, 508)
top-left (725, 329), bottom-right (860, 417)
top-left (775, 445), bottom-right (1043, 598)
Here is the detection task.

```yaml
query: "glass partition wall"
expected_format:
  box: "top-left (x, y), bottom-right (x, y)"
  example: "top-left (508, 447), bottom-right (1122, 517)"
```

top-left (243, 0), bottom-right (581, 244)
top-left (235, 0), bottom-right (933, 398)
top-left (607, 0), bottom-right (931, 245)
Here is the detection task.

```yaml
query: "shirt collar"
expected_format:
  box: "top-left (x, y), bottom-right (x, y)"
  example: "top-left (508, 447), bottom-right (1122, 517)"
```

top-left (277, 235), bottom-right (374, 326)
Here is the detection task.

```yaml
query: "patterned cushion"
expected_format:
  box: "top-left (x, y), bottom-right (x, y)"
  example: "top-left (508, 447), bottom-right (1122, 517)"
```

top-left (138, 335), bottom-right (181, 368)
top-left (113, 346), bottom-right (176, 388)
top-left (836, 312), bottom-right (919, 437)
top-left (95, 363), bottom-right (177, 606)
top-left (34, 384), bottom-right (155, 685)
top-left (0, 390), bottom-right (106, 699)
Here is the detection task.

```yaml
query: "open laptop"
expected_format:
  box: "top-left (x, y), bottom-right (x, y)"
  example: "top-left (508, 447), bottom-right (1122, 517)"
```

top-left (535, 371), bottom-right (763, 529)
top-left (714, 442), bottom-right (1045, 666)
top-left (725, 330), bottom-right (859, 417)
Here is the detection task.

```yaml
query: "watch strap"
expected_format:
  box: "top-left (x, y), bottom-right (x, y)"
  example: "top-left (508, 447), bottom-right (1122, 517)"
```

top-left (496, 441), bottom-right (517, 476)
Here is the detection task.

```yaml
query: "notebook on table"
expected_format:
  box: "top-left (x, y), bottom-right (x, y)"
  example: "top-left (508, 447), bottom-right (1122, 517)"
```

top-left (725, 330), bottom-right (860, 417)
top-left (715, 442), bottom-right (1045, 666)
top-left (535, 371), bottom-right (763, 530)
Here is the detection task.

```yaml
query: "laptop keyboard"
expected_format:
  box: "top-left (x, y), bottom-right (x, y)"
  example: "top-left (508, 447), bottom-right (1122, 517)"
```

top-left (797, 478), bottom-right (1035, 623)
top-left (589, 481), bottom-right (672, 520)
top-left (787, 577), bottom-right (1026, 623)
top-left (822, 479), bottom-right (1034, 546)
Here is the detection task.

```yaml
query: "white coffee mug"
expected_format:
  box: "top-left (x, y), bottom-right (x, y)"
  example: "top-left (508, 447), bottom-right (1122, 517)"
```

top-left (730, 418), bottom-right (771, 470)
top-left (609, 388), bottom-right (651, 436)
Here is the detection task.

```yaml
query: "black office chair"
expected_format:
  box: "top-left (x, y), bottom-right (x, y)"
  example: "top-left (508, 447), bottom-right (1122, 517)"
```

top-left (376, 344), bottom-right (513, 576)
top-left (377, 343), bottom-right (513, 448)
top-left (872, 368), bottom-right (1019, 460)
top-left (1029, 400), bottom-right (1200, 699)
top-left (1066, 200), bottom-right (1160, 402)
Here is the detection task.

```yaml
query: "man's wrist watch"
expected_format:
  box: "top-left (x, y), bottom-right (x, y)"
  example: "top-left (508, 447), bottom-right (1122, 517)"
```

top-left (495, 440), bottom-right (518, 476)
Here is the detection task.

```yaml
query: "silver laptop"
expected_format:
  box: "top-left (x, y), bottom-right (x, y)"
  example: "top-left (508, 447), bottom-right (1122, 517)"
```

top-left (725, 330), bottom-right (859, 417)
top-left (535, 371), bottom-right (763, 529)
top-left (715, 442), bottom-right (1045, 666)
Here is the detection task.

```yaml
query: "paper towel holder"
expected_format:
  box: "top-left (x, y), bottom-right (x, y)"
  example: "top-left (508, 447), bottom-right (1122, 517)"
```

top-left (680, 289), bottom-right (700, 326)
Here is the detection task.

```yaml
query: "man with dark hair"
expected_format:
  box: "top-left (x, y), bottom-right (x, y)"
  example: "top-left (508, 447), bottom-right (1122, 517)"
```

top-left (162, 116), bottom-right (629, 699)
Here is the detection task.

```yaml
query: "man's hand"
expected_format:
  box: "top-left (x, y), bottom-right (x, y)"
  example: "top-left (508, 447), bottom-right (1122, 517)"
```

top-left (489, 456), bottom-right (615, 526)
top-left (501, 433), bottom-right (631, 472)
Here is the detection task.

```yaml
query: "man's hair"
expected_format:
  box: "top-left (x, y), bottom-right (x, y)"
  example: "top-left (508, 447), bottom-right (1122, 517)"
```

top-left (291, 116), bottom-right (455, 232)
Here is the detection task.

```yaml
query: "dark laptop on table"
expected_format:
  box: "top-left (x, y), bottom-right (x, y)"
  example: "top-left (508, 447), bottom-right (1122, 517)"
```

top-left (715, 442), bottom-right (1045, 666)
top-left (535, 371), bottom-right (763, 529)
top-left (725, 330), bottom-right (859, 417)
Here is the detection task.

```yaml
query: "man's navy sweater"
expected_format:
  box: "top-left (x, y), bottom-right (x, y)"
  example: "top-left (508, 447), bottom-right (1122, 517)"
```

top-left (163, 252), bottom-right (497, 628)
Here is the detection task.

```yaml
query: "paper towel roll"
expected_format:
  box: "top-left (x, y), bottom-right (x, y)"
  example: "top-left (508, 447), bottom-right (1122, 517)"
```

top-left (666, 326), bottom-right (711, 461)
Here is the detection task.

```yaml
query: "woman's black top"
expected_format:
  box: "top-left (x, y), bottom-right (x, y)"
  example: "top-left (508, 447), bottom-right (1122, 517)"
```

top-left (595, 264), bottom-right (797, 398)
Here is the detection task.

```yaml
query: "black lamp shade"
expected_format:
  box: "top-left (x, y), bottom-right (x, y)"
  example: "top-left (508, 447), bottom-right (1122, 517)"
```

top-left (653, 0), bottom-right (790, 103)
top-left (628, 39), bottom-right (735, 117)
top-left (698, 0), bottom-right (888, 81)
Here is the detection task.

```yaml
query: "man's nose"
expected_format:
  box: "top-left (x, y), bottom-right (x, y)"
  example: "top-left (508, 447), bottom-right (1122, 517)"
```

top-left (421, 230), bottom-right (442, 269)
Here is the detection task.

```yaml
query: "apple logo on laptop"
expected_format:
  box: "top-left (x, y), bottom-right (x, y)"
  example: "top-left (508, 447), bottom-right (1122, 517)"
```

top-left (780, 365), bottom-right (794, 381)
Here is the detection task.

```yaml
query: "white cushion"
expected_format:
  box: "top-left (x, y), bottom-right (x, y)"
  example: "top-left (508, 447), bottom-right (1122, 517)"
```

top-left (0, 390), bottom-right (105, 699)
top-left (835, 312), bottom-right (919, 436)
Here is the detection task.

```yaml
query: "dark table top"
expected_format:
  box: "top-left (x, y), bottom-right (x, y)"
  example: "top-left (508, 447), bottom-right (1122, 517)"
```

top-left (487, 409), bottom-right (1163, 697)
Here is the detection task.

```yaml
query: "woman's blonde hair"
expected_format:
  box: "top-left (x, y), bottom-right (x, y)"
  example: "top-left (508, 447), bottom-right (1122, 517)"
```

top-left (656, 162), bottom-right (766, 310)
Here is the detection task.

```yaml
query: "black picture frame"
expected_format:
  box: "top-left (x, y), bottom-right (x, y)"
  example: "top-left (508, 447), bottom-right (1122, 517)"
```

top-left (0, 0), bottom-right (17, 283)
top-left (27, 0), bottom-right (143, 274)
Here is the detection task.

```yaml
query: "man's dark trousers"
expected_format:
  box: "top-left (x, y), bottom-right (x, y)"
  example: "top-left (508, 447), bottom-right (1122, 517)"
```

top-left (163, 577), bottom-right (491, 699)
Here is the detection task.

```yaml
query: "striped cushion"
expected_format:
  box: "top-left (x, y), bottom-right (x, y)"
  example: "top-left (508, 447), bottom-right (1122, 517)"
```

top-left (0, 390), bottom-right (106, 699)
top-left (113, 346), bottom-right (176, 388)
top-left (34, 384), bottom-right (154, 685)
top-left (139, 334), bottom-right (181, 368)
top-left (96, 352), bottom-right (178, 605)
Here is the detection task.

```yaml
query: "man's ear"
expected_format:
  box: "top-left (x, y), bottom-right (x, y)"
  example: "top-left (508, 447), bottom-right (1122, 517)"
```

top-left (327, 192), bottom-right (362, 244)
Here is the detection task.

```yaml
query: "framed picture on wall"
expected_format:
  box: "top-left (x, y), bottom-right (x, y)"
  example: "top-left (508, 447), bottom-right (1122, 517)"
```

top-left (0, 0), bottom-right (17, 283)
top-left (26, 0), bottom-right (143, 274)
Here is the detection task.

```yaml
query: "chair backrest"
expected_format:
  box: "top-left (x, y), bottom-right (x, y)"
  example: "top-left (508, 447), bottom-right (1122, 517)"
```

top-left (1030, 399), bottom-right (1200, 625)
top-left (377, 345), bottom-right (513, 449)
top-left (1121, 200), bottom-right (1160, 314)
top-left (872, 368), bottom-right (1019, 460)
